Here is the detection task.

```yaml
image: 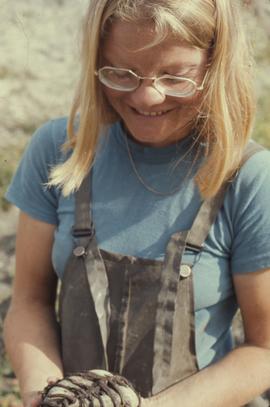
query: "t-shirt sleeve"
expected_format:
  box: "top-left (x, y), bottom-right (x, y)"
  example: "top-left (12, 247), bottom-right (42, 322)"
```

top-left (228, 149), bottom-right (270, 273)
top-left (5, 118), bottom-right (67, 225)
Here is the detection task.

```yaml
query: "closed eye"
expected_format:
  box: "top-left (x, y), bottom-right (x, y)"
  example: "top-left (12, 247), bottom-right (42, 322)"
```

top-left (167, 67), bottom-right (198, 79)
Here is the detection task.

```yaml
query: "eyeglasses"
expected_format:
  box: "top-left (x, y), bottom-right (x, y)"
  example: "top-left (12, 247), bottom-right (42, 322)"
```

top-left (95, 66), bottom-right (208, 98)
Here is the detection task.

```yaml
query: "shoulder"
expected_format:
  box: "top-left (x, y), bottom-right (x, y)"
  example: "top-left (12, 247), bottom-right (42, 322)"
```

top-left (5, 117), bottom-right (69, 224)
top-left (228, 145), bottom-right (270, 206)
top-left (34, 116), bottom-right (68, 139)
top-left (223, 144), bottom-right (270, 273)
top-left (236, 144), bottom-right (270, 187)
top-left (28, 117), bottom-right (69, 163)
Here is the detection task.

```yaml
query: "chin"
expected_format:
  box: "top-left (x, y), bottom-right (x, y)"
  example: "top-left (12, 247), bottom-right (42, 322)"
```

top-left (126, 122), bottom-right (191, 146)
top-left (127, 130), bottom-right (179, 147)
top-left (133, 135), bottom-right (164, 146)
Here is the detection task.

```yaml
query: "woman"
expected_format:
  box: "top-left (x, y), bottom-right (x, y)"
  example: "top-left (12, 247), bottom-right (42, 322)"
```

top-left (4, 1), bottom-right (270, 406)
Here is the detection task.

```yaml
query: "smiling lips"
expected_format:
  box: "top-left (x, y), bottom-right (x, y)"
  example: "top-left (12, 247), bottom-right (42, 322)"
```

top-left (133, 107), bottom-right (173, 117)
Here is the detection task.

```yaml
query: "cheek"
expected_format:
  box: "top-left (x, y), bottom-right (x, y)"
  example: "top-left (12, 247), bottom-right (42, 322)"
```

top-left (103, 88), bottom-right (126, 107)
top-left (101, 88), bottom-right (127, 122)
top-left (172, 94), bottom-right (203, 116)
top-left (173, 91), bottom-right (202, 107)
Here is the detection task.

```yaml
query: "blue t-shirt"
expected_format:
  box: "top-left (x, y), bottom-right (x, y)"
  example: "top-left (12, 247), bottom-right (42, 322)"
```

top-left (5, 117), bottom-right (270, 370)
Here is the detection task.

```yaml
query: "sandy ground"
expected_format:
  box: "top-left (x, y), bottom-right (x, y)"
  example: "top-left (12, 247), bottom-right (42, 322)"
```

top-left (0, 0), bottom-right (88, 150)
top-left (0, 0), bottom-right (269, 152)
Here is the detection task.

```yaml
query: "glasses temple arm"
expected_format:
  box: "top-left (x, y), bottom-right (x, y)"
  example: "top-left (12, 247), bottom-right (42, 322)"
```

top-left (197, 70), bottom-right (209, 91)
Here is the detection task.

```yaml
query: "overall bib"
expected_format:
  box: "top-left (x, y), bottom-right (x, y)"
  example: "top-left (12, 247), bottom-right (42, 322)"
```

top-left (59, 142), bottom-right (267, 405)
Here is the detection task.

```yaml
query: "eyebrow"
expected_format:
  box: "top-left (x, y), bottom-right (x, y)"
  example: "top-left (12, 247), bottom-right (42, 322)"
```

top-left (102, 58), bottom-right (200, 73)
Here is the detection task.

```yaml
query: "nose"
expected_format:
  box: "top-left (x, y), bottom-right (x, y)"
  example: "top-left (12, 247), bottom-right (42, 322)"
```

top-left (128, 80), bottom-right (166, 108)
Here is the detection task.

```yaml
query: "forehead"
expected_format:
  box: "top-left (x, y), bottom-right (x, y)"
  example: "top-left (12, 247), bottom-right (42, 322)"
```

top-left (101, 20), bottom-right (207, 70)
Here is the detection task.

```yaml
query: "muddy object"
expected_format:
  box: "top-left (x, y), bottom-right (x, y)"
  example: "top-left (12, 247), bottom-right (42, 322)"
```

top-left (40, 369), bottom-right (141, 407)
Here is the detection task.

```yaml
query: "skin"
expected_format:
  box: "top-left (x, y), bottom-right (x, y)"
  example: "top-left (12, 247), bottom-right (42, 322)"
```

top-left (101, 20), bottom-right (208, 147)
top-left (3, 213), bottom-right (62, 407)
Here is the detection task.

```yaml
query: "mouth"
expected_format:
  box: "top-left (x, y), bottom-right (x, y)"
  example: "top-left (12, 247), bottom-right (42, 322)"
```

top-left (131, 107), bottom-right (174, 117)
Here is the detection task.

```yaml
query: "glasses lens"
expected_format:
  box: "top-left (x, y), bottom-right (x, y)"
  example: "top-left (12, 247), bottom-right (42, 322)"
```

top-left (157, 76), bottom-right (196, 97)
top-left (99, 68), bottom-right (138, 91)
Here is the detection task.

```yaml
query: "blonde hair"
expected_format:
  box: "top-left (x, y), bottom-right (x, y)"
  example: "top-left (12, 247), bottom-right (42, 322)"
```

top-left (48, 0), bottom-right (255, 198)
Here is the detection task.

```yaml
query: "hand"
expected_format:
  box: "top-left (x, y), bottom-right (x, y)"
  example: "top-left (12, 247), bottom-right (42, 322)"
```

top-left (140, 396), bottom-right (152, 407)
top-left (22, 391), bottom-right (42, 407)
top-left (23, 377), bottom-right (61, 407)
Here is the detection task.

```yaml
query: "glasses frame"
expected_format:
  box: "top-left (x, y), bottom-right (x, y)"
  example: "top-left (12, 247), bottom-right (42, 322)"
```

top-left (95, 66), bottom-right (208, 98)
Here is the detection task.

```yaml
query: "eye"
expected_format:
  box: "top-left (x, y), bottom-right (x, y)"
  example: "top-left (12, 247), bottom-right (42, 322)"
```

top-left (176, 73), bottom-right (189, 78)
top-left (164, 77), bottom-right (185, 85)
top-left (104, 69), bottom-right (134, 84)
top-left (107, 69), bottom-right (129, 78)
top-left (113, 70), bottom-right (130, 78)
top-left (168, 67), bottom-right (198, 78)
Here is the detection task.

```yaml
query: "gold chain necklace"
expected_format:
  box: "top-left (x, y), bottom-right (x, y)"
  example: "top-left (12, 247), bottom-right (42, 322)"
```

top-left (123, 132), bottom-right (184, 197)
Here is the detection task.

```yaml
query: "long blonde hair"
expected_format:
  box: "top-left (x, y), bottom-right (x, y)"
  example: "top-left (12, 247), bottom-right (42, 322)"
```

top-left (48, 0), bottom-right (255, 198)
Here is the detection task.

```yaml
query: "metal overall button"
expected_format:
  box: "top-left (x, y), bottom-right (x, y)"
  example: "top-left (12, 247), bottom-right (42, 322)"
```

top-left (180, 264), bottom-right (192, 278)
top-left (73, 246), bottom-right (87, 257)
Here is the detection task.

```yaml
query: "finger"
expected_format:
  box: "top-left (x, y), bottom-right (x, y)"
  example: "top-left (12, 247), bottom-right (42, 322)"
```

top-left (9, 401), bottom-right (23, 407)
top-left (47, 376), bottom-right (61, 385)
top-left (29, 392), bottom-right (42, 407)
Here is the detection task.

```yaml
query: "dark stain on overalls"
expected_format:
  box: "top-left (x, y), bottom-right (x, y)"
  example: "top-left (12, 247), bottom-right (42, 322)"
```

top-left (59, 142), bottom-right (267, 405)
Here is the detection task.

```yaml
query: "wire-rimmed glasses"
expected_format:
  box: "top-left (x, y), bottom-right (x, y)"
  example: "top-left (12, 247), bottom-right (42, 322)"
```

top-left (95, 66), bottom-right (208, 98)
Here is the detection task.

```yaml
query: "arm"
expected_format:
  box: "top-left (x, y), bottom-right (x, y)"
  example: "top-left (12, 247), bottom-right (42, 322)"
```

top-left (143, 268), bottom-right (270, 407)
top-left (3, 211), bottom-right (63, 406)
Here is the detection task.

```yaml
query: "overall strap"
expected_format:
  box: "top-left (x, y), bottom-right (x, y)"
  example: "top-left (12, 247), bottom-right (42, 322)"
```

top-left (152, 230), bottom-right (192, 393)
top-left (187, 141), bottom-right (265, 250)
top-left (73, 172), bottom-right (94, 248)
top-left (72, 172), bottom-right (110, 370)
